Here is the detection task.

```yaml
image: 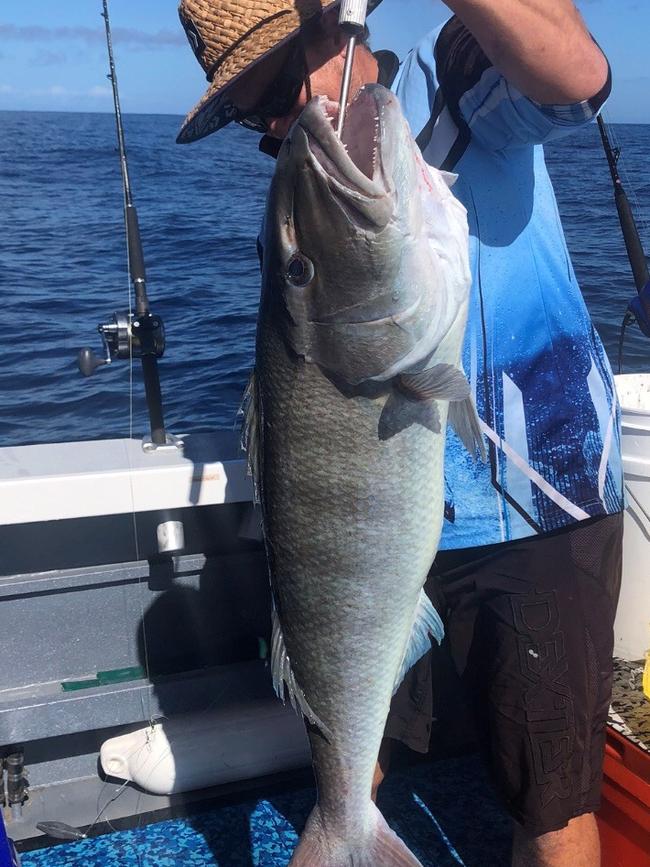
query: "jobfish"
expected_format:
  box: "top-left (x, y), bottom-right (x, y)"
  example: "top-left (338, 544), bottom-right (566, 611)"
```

top-left (244, 83), bottom-right (480, 867)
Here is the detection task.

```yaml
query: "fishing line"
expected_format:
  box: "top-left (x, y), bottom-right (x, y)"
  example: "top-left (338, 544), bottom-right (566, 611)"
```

top-left (121, 207), bottom-right (154, 730)
top-left (124, 266), bottom-right (155, 733)
top-left (597, 108), bottom-right (650, 372)
top-left (92, 727), bottom-right (159, 865)
top-left (112, 732), bottom-right (154, 867)
top-left (603, 110), bottom-right (650, 244)
top-left (36, 773), bottom-right (132, 842)
top-left (93, 769), bottom-right (146, 867)
top-left (101, 0), bottom-right (156, 734)
top-left (89, 779), bottom-right (131, 836)
top-left (40, 5), bottom-right (168, 854)
top-left (617, 313), bottom-right (631, 374)
top-left (606, 119), bottom-right (649, 233)
top-left (624, 482), bottom-right (650, 528)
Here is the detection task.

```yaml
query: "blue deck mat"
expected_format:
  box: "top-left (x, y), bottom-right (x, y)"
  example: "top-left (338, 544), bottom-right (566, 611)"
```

top-left (20, 755), bottom-right (512, 866)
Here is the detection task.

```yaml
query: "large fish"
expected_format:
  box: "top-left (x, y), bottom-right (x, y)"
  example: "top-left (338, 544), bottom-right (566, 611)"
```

top-left (244, 83), bottom-right (481, 867)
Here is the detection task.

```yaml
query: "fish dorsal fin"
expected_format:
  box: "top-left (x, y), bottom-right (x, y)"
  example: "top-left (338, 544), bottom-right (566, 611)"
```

top-left (448, 396), bottom-right (487, 460)
top-left (393, 588), bottom-right (444, 695)
top-left (398, 364), bottom-right (470, 402)
top-left (271, 608), bottom-right (332, 739)
top-left (241, 371), bottom-right (261, 503)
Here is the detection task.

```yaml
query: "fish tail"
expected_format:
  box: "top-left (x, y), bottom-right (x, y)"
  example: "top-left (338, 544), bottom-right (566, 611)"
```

top-left (289, 803), bottom-right (423, 866)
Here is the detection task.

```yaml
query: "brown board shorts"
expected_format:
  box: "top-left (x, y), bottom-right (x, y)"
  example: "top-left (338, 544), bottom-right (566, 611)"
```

top-left (384, 512), bottom-right (624, 835)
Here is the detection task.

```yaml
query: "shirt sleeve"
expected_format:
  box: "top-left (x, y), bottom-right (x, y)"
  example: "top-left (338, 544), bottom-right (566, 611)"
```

top-left (401, 16), bottom-right (611, 152)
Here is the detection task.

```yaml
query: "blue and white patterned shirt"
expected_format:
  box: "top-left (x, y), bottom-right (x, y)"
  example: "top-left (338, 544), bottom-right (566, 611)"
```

top-left (392, 18), bottom-right (624, 549)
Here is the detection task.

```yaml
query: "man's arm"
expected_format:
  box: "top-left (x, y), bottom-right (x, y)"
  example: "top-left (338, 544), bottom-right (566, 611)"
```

top-left (443, 0), bottom-right (608, 105)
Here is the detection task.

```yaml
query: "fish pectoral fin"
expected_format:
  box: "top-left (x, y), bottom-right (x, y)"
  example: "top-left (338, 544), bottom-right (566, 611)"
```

top-left (398, 364), bottom-right (470, 402)
top-left (448, 396), bottom-right (487, 461)
top-left (378, 365), bottom-right (472, 440)
top-left (271, 609), bottom-right (332, 740)
top-left (378, 390), bottom-right (441, 441)
top-left (392, 589), bottom-right (444, 696)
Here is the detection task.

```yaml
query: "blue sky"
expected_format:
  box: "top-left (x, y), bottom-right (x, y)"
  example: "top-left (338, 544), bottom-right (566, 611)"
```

top-left (1, 0), bottom-right (648, 122)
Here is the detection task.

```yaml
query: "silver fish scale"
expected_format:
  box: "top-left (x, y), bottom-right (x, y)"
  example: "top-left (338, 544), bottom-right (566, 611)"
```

top-left (248, 85), bottom-right (472, 863)
top-left (257, 321), bottom-right (445, 833)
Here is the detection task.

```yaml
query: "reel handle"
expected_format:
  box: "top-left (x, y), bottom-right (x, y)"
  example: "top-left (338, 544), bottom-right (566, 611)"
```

top-left (78, 347), bottom-right (108, 377)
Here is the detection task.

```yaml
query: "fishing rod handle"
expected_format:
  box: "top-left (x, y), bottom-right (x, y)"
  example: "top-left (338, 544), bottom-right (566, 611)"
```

top-left (338, 0), bottom-right (369, 34)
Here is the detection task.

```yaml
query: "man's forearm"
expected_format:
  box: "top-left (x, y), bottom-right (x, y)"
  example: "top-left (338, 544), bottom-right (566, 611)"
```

top-left (443, 0), bottom-right (609, 105)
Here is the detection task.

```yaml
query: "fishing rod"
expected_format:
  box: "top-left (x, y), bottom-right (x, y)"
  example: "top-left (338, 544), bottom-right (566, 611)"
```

top-left (78, 0), bottom-right (172, 449)
top-left (598, 115), bottom-right (650, 294)
top-left (597, 114), bottom-right (650, 370)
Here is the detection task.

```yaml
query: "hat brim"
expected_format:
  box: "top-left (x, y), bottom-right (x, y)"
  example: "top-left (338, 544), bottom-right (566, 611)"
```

top-left (177, 0), bottom-right (384, 144)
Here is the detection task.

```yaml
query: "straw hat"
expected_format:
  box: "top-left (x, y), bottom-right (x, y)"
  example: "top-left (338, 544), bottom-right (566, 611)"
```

top-left (177, 0), bottom-right (384, 143)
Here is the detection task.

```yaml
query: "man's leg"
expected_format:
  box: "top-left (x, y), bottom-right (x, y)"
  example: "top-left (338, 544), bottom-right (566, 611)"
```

top-left (437, 513), bottom-right (622, 866)
top-left (512, 813), bottom-right (600, 867)
top-left (378, 641), bottom-right (437, 797)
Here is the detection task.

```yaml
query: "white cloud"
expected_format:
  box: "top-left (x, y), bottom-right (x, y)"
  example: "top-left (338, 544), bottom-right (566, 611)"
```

top-left (0, 23), bottom-right (185, 49)
top-left (2, 84), bottom-right (113, 100)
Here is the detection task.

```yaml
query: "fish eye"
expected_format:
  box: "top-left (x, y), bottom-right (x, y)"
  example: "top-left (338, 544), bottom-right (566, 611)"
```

top-left (286, 253), bottom-right (314, 287)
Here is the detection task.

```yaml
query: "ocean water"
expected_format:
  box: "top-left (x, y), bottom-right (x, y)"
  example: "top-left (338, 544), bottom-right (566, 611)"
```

top-left (1, 111), bottom-right (649, 448)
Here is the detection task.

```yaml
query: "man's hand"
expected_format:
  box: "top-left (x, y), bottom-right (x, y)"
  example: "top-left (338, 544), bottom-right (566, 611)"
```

top-left (443, 0), bottom-right (608, 105)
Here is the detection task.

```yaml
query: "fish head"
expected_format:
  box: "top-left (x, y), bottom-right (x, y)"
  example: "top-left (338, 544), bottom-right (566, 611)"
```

top-left (263, 83), bottom-right (470, 385)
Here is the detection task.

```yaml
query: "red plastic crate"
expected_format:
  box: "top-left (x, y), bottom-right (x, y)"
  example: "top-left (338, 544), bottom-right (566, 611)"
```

top-left (597, 726), bottom-right (650, 867)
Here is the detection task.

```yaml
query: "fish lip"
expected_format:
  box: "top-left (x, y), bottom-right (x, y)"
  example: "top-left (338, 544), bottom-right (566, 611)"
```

top-left (295, 85), bottom-right (396, 205)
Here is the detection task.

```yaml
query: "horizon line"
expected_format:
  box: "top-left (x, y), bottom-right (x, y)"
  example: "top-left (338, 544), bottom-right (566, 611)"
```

top-left (0, 107), bottom-right (648, 126)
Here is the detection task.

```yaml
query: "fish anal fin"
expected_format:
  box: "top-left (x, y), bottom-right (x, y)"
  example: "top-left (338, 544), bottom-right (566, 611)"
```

top-left (398, 364), bottom-right (470, 402)
top-left (448, 396), bottom-right (487, 461)
top-left (271, 609), bottom-right (332, 740)
top-left (393, 589), bottom-right (444, 695)
top-left (289, 803), bottom-right (424, 866)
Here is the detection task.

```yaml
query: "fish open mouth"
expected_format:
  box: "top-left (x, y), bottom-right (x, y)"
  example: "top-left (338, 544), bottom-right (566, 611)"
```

top-left (335, 87), bottom-right (381, 181)
top-left (297, 84), bottom-right (397, 200)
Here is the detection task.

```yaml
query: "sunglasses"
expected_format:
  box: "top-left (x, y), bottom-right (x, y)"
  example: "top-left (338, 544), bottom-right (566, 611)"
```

top-left (229, 39), bottom-right (308, 135)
